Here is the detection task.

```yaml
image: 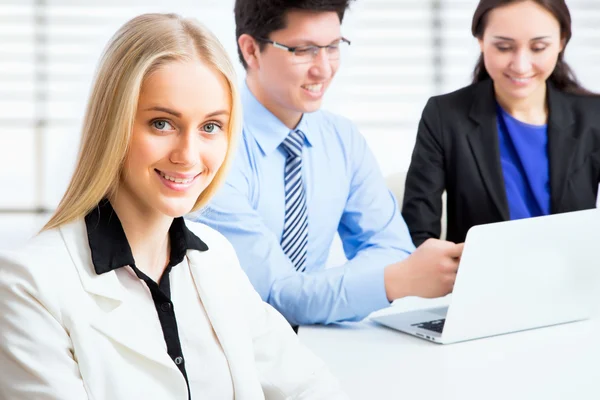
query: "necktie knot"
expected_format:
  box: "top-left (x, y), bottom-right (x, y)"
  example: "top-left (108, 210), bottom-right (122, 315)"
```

top-left (281, 130), bottom-right (305, 158)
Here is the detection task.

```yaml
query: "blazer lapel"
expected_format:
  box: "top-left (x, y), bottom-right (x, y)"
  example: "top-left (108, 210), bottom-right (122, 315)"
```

top-left (546, 83), bottom-right (576, 212)
top-left (187, 250), bottom-right (263, 399)
top-left (59, 221), bottom-right (179, 372)
top-left (467, 80), bottom-right (510, 220)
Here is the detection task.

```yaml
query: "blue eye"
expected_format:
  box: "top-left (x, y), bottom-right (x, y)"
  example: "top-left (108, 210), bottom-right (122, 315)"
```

top-left (152, 120), bottom-right (174, 131)
top-left (203, 122), bottom-right (222, 134)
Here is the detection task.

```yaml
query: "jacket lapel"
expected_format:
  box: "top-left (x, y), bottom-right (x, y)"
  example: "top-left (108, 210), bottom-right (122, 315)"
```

top-left (467, 80), bottom-right (510, 220)
top-left (59, 221), bottom-right (179, 372)
top-left (186, 249), bottom-right (264, 399)
top-left (546, 83), bottom-right (576, 212)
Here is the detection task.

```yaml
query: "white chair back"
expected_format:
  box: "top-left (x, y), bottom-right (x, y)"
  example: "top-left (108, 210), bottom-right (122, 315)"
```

top-left (385, 171), bottom-right (448, 241)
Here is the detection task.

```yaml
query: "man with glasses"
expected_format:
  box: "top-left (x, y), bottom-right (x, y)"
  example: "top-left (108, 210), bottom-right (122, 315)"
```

top-left (197, 0), bottom-right (464, 327)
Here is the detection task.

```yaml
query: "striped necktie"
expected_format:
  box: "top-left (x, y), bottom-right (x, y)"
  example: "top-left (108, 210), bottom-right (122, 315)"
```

top-left (280, 129), bottom-right (308, 272)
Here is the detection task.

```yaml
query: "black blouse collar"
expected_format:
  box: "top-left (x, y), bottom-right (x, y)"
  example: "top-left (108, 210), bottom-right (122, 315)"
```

top-left (84, 199), bottom-right (208, 275)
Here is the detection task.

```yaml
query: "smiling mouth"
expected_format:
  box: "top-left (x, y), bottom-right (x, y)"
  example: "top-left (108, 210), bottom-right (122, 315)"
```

top-left (155, 169), bottom-right (199, 184)
top-left (302, 83), bottom-right (324, 93)
top-left (506, 74), bottom-right (535, 83)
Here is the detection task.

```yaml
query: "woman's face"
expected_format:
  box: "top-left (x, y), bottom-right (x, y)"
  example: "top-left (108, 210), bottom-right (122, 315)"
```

top-left (119, 59), bottom-right (230, 218)
top-left (478, 0), bottom-right (564, 103)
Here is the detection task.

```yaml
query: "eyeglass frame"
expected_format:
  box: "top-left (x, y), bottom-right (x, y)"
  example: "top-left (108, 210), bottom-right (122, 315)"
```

top-left (255, 37), bottom-right (351, 60)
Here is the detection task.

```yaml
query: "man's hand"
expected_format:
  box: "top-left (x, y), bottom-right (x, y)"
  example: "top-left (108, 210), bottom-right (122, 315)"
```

top-left (384, 239), bottom-right (464, 301)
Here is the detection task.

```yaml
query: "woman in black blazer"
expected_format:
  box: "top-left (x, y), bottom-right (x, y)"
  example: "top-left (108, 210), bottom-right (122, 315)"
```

top-left (403, 0), bottom-right (600, 246)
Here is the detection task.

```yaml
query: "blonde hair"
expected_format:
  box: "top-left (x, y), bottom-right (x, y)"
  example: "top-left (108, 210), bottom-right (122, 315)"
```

top-left (43, 13), bottom-right (241, 231)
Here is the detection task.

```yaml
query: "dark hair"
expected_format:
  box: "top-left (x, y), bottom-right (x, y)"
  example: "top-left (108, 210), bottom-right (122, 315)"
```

top-left (234, 0), bottom-right (353, 69)
top-left (471, 0), bottom-right (594, 96)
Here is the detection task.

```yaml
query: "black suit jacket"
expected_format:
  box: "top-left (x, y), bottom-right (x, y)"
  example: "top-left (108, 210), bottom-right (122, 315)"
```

top-left (402, 80), bottom-right (600, 246)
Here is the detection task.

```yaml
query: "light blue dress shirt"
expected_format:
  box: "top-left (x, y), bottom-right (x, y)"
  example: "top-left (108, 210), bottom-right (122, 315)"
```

top-left (197, 83), bottom-right (415, 325)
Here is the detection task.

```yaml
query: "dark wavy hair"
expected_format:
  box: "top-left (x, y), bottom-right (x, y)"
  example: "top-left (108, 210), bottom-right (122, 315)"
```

top-left (234, 0), bottom-right (354, 69)
top-left (471, 0), bottom-right (595, 95)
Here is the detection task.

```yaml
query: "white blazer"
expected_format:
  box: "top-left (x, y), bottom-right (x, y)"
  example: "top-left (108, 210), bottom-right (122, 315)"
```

top-left (0, 219), bottom-right (347, 400)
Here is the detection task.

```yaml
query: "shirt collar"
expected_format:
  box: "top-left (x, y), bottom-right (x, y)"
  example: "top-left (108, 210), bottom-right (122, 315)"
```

top-left (85, 199), bottom-right (208, 275)
top-left (241, 80), bottom-right (314, 155)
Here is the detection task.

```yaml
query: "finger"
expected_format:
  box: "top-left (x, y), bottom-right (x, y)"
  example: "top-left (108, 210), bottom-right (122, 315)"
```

top-left (447, 242), bottom-right (465, 258)
top-left (445, 260), bottom-right (459, 273)
top-left (442, 273), bottom-right (457, 295)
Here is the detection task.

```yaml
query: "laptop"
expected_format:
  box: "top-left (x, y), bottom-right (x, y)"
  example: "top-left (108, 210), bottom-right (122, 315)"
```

top-left (372, 209), bottom-right (600, 344)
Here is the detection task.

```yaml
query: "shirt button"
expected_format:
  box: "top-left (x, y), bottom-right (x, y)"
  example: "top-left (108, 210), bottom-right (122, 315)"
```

top-left (160, 303), bottom-right (171, 312)
top-left (174, 356), bottom-right (184, 365)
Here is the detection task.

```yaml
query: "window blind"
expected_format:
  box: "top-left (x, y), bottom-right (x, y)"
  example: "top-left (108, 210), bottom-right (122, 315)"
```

top-left (325, 0), bottom-right (437, 176)
top-left (440, 0), bottom-right (600, 94)
top-left (0, 0), bottom-right (238, 211)
top-left (1, 0), bottom-right (599, 211)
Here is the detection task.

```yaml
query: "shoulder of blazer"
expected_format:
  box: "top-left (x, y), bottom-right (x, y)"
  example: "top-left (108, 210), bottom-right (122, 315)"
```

top-left (183, 219), bottom-right (237, 257)
top-left (548, 85), bottom-right (600, 127)
top-left (0, 227), bottom-right (72, 319)
top-left (0, 227), bottom-right (70, 275)
top-left (424, 80), bottom-right (495, 124)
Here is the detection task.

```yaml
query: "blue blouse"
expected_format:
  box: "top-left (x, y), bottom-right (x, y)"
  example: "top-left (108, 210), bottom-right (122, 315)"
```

top-left (496, 104), bottom-right (550, 220)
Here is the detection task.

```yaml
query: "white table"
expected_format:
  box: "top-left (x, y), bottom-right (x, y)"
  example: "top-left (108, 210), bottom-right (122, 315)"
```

top-left (299, 302), bottom-right (600, 400)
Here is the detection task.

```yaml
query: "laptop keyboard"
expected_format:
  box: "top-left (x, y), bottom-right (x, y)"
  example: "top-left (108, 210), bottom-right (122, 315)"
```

top-left (411, 319), bottom-right (445, 333)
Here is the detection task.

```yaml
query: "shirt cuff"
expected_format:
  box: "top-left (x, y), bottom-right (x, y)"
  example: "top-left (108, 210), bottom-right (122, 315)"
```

top-left (344, 265), bottom-right (390, 320)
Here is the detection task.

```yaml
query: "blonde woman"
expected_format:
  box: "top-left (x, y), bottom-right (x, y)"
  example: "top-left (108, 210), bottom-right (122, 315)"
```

top-left (0, 14), bottom-right (346, 400)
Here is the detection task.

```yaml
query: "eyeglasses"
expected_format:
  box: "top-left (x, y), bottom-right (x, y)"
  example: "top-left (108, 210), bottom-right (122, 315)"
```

top-left (257, 37), bottom-right (351, 64)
